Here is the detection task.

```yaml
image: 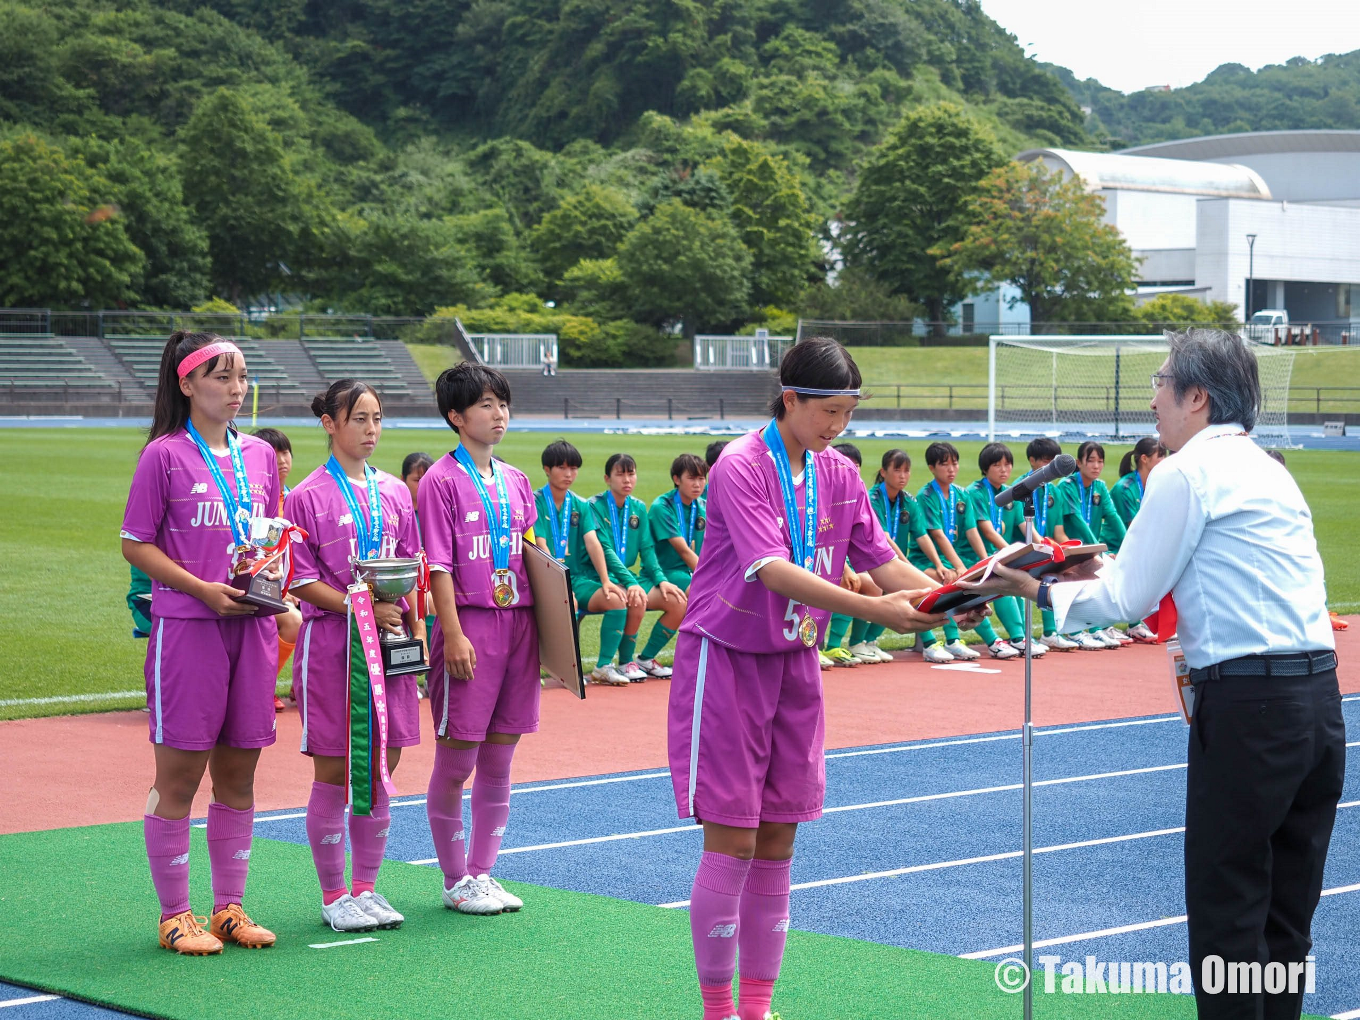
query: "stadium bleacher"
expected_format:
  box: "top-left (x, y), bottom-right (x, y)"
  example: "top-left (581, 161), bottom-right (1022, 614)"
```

top-left (0, 334), bottom-right (112, 397)
top-left (105, 336), bottom-right (305, 399)
top-left (303, 337), bottom-right (412, 398)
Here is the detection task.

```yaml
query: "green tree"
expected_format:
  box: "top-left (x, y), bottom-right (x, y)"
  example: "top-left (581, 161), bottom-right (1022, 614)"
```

top-left (179, 88), bottom-right (313, 304)
top-left (935, 161), bottom-right (1139, 328)
top-left (709, 135), bottom-right (819, 307)
top-left (1133, 293), bottom-right (1240, 328)
top-left (842, 103), bottom-right (1004, 334)
top-left (616, 200), bottom-right (752, 338)
top-left (447, 206), bottom-right (542, 295)
top-left (560, 257), bottom-right (630, 321)
top-left (0, 133), bottom-right (143, 308)
top-left (529, 186), bottom-right (638, 289)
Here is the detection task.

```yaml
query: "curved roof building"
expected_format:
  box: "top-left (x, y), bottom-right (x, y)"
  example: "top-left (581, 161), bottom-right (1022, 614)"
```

top-left (1016, 148), bottom-right (1271, 200)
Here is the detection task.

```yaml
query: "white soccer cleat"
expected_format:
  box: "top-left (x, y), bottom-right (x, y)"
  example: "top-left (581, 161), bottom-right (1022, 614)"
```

top-left (1102, 626), bottom-right (1134, 645)
top-left (589, 664), bottom-right (631, 686)
top-left (847, 642), bottom-right (882, 664)
top-left (1093, 628), bottom-right (1126, 648)
top-left (443, 874), bottom-right (503, 915)
top-left (818, 652), bottom-right (833, 670)
top-left (618, 661), bottom-right (648, 682)
top-left (869, 642), bottom-right (894, 662)
top-left (987, 639), bottom-right (1020, 660)
top-left (943, 641), bottom-right (981, 660)
top-left (1039, 633), bottom-right (1079, 651)
top-left (353, 890), bottom-right (404, 929)
top-left (1071, 632), bottom-right (1108, 650)
top-left (922, 644), bottom-right (955, 663)
top-left (480, 875), bottom-right (523, 912)
top-left (636, 657), bottom-right (672, 678)
top-left (1127, 622), bottom-right (1157, 643)
top-left (322, 893), bottom-right (379, 932)
top-left (1009, 638), bottom-right (1047, 657)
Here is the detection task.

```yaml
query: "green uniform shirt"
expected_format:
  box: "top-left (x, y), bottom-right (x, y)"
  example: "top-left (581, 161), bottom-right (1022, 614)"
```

top-left (589, 492), bottom-right (665, 588)
top-left (1054, 475), bottom-right (1124, 548)
top-left (1106, 472), bottom-right (1145, 554)
top-left (868, 482), bottom-right (925, 560)
top-left (968, 478), bottom-right (1024, 555)
top-left (534, 486), bottom-right (604, 581)
top-left (648, 490), bottom-right (707, 575)
top-left (1011, 472), bottom-right (1067, 541)
top-left (910, 481), bottom-right (978, 570)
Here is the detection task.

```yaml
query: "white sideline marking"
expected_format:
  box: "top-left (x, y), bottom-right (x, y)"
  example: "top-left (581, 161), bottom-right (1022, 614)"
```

top-left (0, 690), bottom-right (142, 707)
top-left (930, 662), bottom-right (1002, 674)
top-left (1329, 1009), bottom-right (1360, 1019)
top-left (308, 936), bottom-right (379, 949)
top-left (0, 995), bottom-right (60, 1008)
top-left (963, 878), bottom-right (1360, 960)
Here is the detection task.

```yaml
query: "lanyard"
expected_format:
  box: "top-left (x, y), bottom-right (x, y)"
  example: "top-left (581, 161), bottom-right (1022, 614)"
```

top-left (605, 493), bottom-right (629, 559)
top-left (325, 455), bottom-right (383, 560)
top-left (1079, 479), bottom-right (1094, 523)
top-left (874, 482), bottom-right (901, 541)
top-left (931, 480), bottom-right (956, 542)
top-left (1034, 478), bottom-right (1048, 534)
top-left (540, 485), bottom-right (570, 559)
top-left (673, 490), bottom-right (697, 546)
top-left (982, 479), bottom-right (1002, 530)
top-left (1132, 472), bottom-right (1144, 505)
top-left (185, 421), bottom-right (252, 546)
top-left (763, 420), bottom-right (818, 571)
top-left (453, 446), bottom-right (511, 571)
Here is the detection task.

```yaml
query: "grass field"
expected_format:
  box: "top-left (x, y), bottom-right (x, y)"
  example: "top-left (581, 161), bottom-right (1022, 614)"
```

top-left (1, 427), bottom-right (1355, 720)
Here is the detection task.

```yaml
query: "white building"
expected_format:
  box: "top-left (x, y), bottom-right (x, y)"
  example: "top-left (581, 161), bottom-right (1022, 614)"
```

top-left (1016, 130), bottom-right (1360, 332)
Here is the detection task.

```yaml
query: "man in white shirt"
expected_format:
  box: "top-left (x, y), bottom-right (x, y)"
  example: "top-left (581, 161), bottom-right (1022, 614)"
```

top-left (970, 329), bottom-right (1342, 1020)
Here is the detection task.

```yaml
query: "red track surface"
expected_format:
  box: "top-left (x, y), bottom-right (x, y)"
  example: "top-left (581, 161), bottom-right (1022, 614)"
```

top-left (4, 623), bottom-right (1357, 836)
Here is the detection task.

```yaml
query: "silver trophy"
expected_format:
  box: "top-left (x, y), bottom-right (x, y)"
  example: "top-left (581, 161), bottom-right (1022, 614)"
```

top-left (352, 557), bottom-right (428, 676)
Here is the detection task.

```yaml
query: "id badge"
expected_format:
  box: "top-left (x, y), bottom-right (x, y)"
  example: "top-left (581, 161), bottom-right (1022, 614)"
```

top-left (1167, 638), bottom-right (1193, 724)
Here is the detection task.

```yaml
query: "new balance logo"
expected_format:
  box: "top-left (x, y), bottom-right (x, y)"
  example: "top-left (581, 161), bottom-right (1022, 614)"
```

top-left (773, 919), bottom-right (790, 933)
top-left (338, 513), bottom-right (354, 526)
top-left (707, 924), bottom-right (737, 939)
top-left (464, 511), bottom-right (480, 522)
top-left (170, 853), bottom-right (190, 866)
top-left (376, 827), bottom-right (390, 838)
top-left (190, 482), bottom-right (208, 494)
top-left (232, 849), bottom-right (251, 860)
top-left (452, 830), bottom-right (465, 841)
top-left (491, 825), bottom-right (507, 837)
top-left (321, 833), bottom-right (343, 845)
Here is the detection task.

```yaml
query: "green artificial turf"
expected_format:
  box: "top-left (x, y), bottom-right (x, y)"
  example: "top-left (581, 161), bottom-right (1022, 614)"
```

top-left (1, 428), bottom-right (1354, 717)
top-left (0, 822), bottom-right (1224, 1020)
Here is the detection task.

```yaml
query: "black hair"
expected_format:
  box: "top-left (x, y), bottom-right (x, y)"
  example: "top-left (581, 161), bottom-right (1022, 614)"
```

top-left (604, 453), bottom-right (637, 477)
top-left (769, 336), bottom-right (862, 419)
top-left (924, 441), bottom-right (959, 467)
top-left (1076, 441), bottom-right (1106, 463)
top-left (1027, 437), bottom-right (1062, 462)
top-left (402, 451), bottom-right (434, 478)
top-left (541, 440), bottom-right (583, 469)
top-left (252, 427), bottom-right (292, 454)
top-left (147, 330), bottom-right (241, 444)
top-left (705, 440), bottom-right (730, 467)
top-left (873, 448), bottom-right (910, 483)
top-left (1117, 437), bottom-right (1167, 476)
top-left (671, 453), bottom-right (707, 481)
top-left (1267, 449), bottom-right (1287, 466)
top-left (311, 379), bottom-right (383, 447)
top-left (978, 442), bottom-right (1013, 474)
top-left (435, 363), bottom-right (512, 433)
top-left (832, 441), bottom-right (862, 467)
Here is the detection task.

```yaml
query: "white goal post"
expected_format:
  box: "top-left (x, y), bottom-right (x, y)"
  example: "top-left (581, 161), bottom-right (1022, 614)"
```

top-left (987, 334), bottom-right (1296, 446)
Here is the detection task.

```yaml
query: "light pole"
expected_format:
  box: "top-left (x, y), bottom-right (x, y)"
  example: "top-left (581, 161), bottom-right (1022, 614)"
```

top-left (1246, 233), bottom-right (1257, 319)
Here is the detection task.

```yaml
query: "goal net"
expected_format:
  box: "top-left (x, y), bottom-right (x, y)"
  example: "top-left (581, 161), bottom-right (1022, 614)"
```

top-left (988, 335), bottom-right (1296, 447)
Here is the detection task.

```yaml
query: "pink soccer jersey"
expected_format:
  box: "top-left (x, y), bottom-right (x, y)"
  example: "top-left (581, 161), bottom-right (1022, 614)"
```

top-left (680, 429), bottom-right (894, 653)
top-left (284, 465), bottom-right (421, 623)
top-left (121, 428), bottom-right (281, 619)
top-left (416, 452), bottom-right (538, 609)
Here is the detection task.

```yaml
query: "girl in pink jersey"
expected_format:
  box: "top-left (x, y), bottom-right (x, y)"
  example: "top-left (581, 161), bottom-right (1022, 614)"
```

top-left (418, 364), bottom-right (541, 916)
top-left (121, 331), bottom-right (282, 956)
top-left (283, 380), bottom-right (425, 933)
top-left (667, 338), bottom-right (984, 1020)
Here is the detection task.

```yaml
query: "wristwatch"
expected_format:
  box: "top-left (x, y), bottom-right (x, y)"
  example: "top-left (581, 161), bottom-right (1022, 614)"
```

top-left (1036, 575), bottom-right (1057, 611)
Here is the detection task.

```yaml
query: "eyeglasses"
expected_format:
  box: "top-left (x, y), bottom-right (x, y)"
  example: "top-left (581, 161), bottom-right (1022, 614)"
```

top-left (1150, 373), bottom-right (1175, 391)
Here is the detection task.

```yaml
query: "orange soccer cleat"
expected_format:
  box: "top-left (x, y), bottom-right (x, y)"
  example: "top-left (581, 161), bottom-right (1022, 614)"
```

top-left (158, 911), bottom-right (223, 955)
top-left (209, 904), bottom-right (276, 949)
top-left (1332, 612), bottom-right (1349, 632)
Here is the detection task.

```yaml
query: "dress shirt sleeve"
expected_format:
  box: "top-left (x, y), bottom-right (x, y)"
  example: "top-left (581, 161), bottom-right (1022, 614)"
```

top-left (1050, 463), bottom-right (1206, 632)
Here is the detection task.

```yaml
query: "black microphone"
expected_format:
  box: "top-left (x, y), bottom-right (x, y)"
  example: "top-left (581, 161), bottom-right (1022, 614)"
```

top-left (994, 454), bottom-right (1077, 508)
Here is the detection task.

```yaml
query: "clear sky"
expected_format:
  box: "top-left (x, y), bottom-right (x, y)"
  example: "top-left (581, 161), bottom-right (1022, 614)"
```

top-left (979, 0), bottom-right (1360, 94)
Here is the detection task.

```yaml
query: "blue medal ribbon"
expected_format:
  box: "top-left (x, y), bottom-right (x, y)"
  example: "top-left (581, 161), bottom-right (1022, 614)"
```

top-left (931, 480), bottom-right (956, 543)
top-left (325, 455), bottom-right (384, 560)
top-left (1132, 472), bottom-right (1144, 506)
top-left (982, 479), bottom-right (1003, 531)
top-left (762, 420), bottom-right (818, 571)
top-left (1033, 477), bottom-right (1048, 535)
top-left (673, 490), bottom-right (697, 547)
top-left (185, 421), bottom-right (252, 546)
top-left (453, 446), bottom-right (512, 573)
top-left (540, 485), bottom-right (570, 560)
top-left (1079, 479), bottom-right (1094, 523)
top-left (605, 493), bottom-right (629, 560)
top-left (873, 482), bottom-right (901, 541)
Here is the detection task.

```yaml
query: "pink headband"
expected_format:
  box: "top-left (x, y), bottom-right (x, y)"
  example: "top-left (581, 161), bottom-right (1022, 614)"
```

top-left (177, 341), bottom-right (243, 379)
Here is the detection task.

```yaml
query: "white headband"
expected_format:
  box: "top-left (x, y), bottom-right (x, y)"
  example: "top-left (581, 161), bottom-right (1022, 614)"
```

top-left (781, 385), bottom-right (862, 397)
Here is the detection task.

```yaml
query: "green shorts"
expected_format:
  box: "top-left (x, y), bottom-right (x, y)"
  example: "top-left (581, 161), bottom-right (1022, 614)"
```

top-left (649, 568), bottom-right (692, 592)
top-left (571, 575), bottom-right (605, 613)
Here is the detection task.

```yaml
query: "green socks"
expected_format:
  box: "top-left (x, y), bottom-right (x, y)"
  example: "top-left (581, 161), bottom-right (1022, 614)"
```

top-left (1041, 608), bottom-right (1057, 637)
top-left (825, 614), bottom-right (851, 649)
top-left (640, 621), bottom-right (676, 661)
top-left (617, 630), bottom-right (638, 665)
top-left (994, 596), bottom-right (1025, 641)
top-left (597, 610), bottom-right (625, 669)
top-left (975, 616), bottom-right (998, 645)
top-left (863, 623), bottom-right (886, 644)
top-left (849, 618), bottom-right (869, 645)
top-left (944, 619), bottom-right (961, 643)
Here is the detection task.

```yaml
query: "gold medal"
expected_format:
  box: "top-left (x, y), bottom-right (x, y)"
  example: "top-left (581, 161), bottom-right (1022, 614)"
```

top-left (492, 570), bottom-right (514, 608)
top-left (798, 612), bottom-right (818, 648)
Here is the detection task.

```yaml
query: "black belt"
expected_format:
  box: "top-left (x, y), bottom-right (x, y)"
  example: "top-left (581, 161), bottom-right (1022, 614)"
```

top-left (1190, 650), bottom-right (1338, 683)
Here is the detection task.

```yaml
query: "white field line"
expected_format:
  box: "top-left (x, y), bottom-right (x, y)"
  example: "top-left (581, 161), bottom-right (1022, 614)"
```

top-left (308, 936), bottom-right (379, 949)
top-left (963, 877), bottom-right (1360, 960)
top-left (0, 996), bottom-right (60, 1009)
top-left (1330, 1009), bottom-right (1360, 1020)
top-left (0, 690), bottom-right (142, 708)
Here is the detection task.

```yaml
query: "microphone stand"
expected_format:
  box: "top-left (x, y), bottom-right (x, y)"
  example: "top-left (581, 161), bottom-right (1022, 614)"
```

top-left (1021, 492), bottom-right (1036, 1020)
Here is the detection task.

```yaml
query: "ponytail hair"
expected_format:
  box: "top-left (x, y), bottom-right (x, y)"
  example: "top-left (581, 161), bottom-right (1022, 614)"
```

top-left (1119, 436), bottom-right (1166, 476)
top-left (311, 379), bottom-right (383, 446)
top-left (874, 448), bottom-right (911, 484)
top-left (147, 330), bottom-right (239, 445)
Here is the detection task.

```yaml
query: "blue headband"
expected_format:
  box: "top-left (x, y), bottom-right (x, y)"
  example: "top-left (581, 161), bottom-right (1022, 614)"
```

top-left (782, 385), bottom-right (862, 397)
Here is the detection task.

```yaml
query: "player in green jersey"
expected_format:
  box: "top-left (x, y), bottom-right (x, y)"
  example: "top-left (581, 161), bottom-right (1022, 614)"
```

top-left (966, 442), bottom-right (1047, 659)
top-left (818, 443), bottom-right (873, 667)
top-left (638, 453), bottom-right (709, 672)
top-left (533, 441), bottom-right (638, 686)
top-left (1107, 437), bottom-right (1166, 643)
top-left (1055, 441), bottom-right (1132, 649)
top-left (1019, 438), bottom-right (1082, 652)
top-left (590, 453), bottom-right (686, 682)
top-left (910, 442), bottom-right (987, 661)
